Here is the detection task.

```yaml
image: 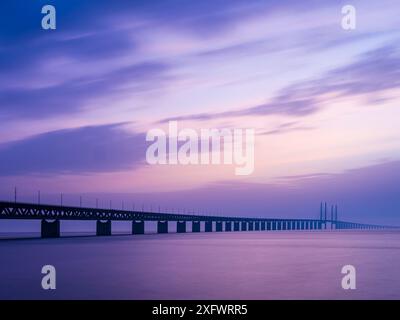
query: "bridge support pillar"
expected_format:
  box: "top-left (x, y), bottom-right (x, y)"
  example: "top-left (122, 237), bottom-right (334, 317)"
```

top-left (96, 220), bottom-right (111, 236)
top-left (261, 221), bottom-right (266, 230)
top-left (272, 221), bottom-right (277, 231)
top-left (41, 219), bottom-right (60, 238)
top-left (177, 221), bottom-right (186, 233)
top-left (255, 221), bottom-right (260, 231)
top-left (282, 221), bottom-right (287, 230)
top-left (192, 221), bottom-right (200, 232)
top-left (234, 222), bottom-right (240, 231)
top-left (132, 220), bottom-right (144, 234)
top-left (248, 222), bottom-right (254, 231)
top-left (157, 221), bottom-right (168, 234)
top-left (225, 222), bottom-right (232, 232)
top-left (216, 221), bottom-right (223, 232)
top-left (241, 221), bottom-right (247, 231)
top-left (277, 221), bottom-right (282, 230)
top-left (205, 221), bottom-right (213, 232)
top-left (267, 221), bottom-right (272, 230)
top-left (288, 221), bottom-right (292, 230)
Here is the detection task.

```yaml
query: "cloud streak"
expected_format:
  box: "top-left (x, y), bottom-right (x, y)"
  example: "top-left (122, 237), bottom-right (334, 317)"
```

top-left (0, 61), bottom-right (169, 119)
top-left (260, 122), bottom-right (314, 136)
top-left (0, 123), bottom-right (147, 175)
top-left (161, 44), bottom-right (400, 122)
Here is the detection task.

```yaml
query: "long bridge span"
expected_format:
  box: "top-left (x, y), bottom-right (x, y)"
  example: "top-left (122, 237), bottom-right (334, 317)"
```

top-left (0, 201), bottom-right (397, 238)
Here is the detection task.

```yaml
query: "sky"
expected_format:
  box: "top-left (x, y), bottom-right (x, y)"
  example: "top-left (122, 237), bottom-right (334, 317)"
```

top-left (0, 0), bottom-right (400, 225)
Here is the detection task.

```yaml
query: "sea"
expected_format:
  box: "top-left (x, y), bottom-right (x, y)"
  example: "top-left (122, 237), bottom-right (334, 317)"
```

top-left (0, 230), bottom-right (399, 299)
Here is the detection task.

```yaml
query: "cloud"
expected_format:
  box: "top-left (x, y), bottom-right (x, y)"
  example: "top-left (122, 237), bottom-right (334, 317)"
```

top-left (3, 1), bottom-right (289, 121)
top-left (3, 0), bottom-right (397, 123)
top-left (260, 122), bottom-right (314, 135)
top-left (0, 0), bottom-right (332, 84)
top-left (0, 123), bottom-right (147, 175)
top-left (1, 0), bottom-right (326, 39)
top-left (161, 44), bottom-right (400, 123)
top-left (0, 61), bottom-right (169, 119)
top-left (0, 1), bottom-right (173, 120)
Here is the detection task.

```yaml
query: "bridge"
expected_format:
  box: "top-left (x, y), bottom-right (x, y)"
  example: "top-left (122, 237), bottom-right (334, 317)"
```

top-left (0, 201), bottom-right (396, 238)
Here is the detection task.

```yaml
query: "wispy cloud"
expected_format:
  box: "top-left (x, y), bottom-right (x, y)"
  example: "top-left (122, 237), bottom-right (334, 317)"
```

top-left (161, 44), bottom-right (400, 123)
top-left (260, 122), bottom-right (314, 136)
top-left (0, 61), bottom-right (170, 119)
top-left (0, 123), bottom-right (147, 175)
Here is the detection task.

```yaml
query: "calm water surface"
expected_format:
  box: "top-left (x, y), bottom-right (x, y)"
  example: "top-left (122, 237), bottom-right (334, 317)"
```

top-left (0, 230), bottom-right (399, 299)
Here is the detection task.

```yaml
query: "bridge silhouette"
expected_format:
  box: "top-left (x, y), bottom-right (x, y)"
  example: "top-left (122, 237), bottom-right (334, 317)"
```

top-left (0, 201), bottom-right (397, 238)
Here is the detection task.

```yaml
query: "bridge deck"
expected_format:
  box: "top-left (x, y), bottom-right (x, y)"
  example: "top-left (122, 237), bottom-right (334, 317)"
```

top-left (0, 201), bottom-right (325, 223)
top-left (0, 201), bottom-right (392, 227)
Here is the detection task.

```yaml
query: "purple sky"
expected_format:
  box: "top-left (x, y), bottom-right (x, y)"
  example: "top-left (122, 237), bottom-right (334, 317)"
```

top-left (1, 0), bottom-right (400, 225)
